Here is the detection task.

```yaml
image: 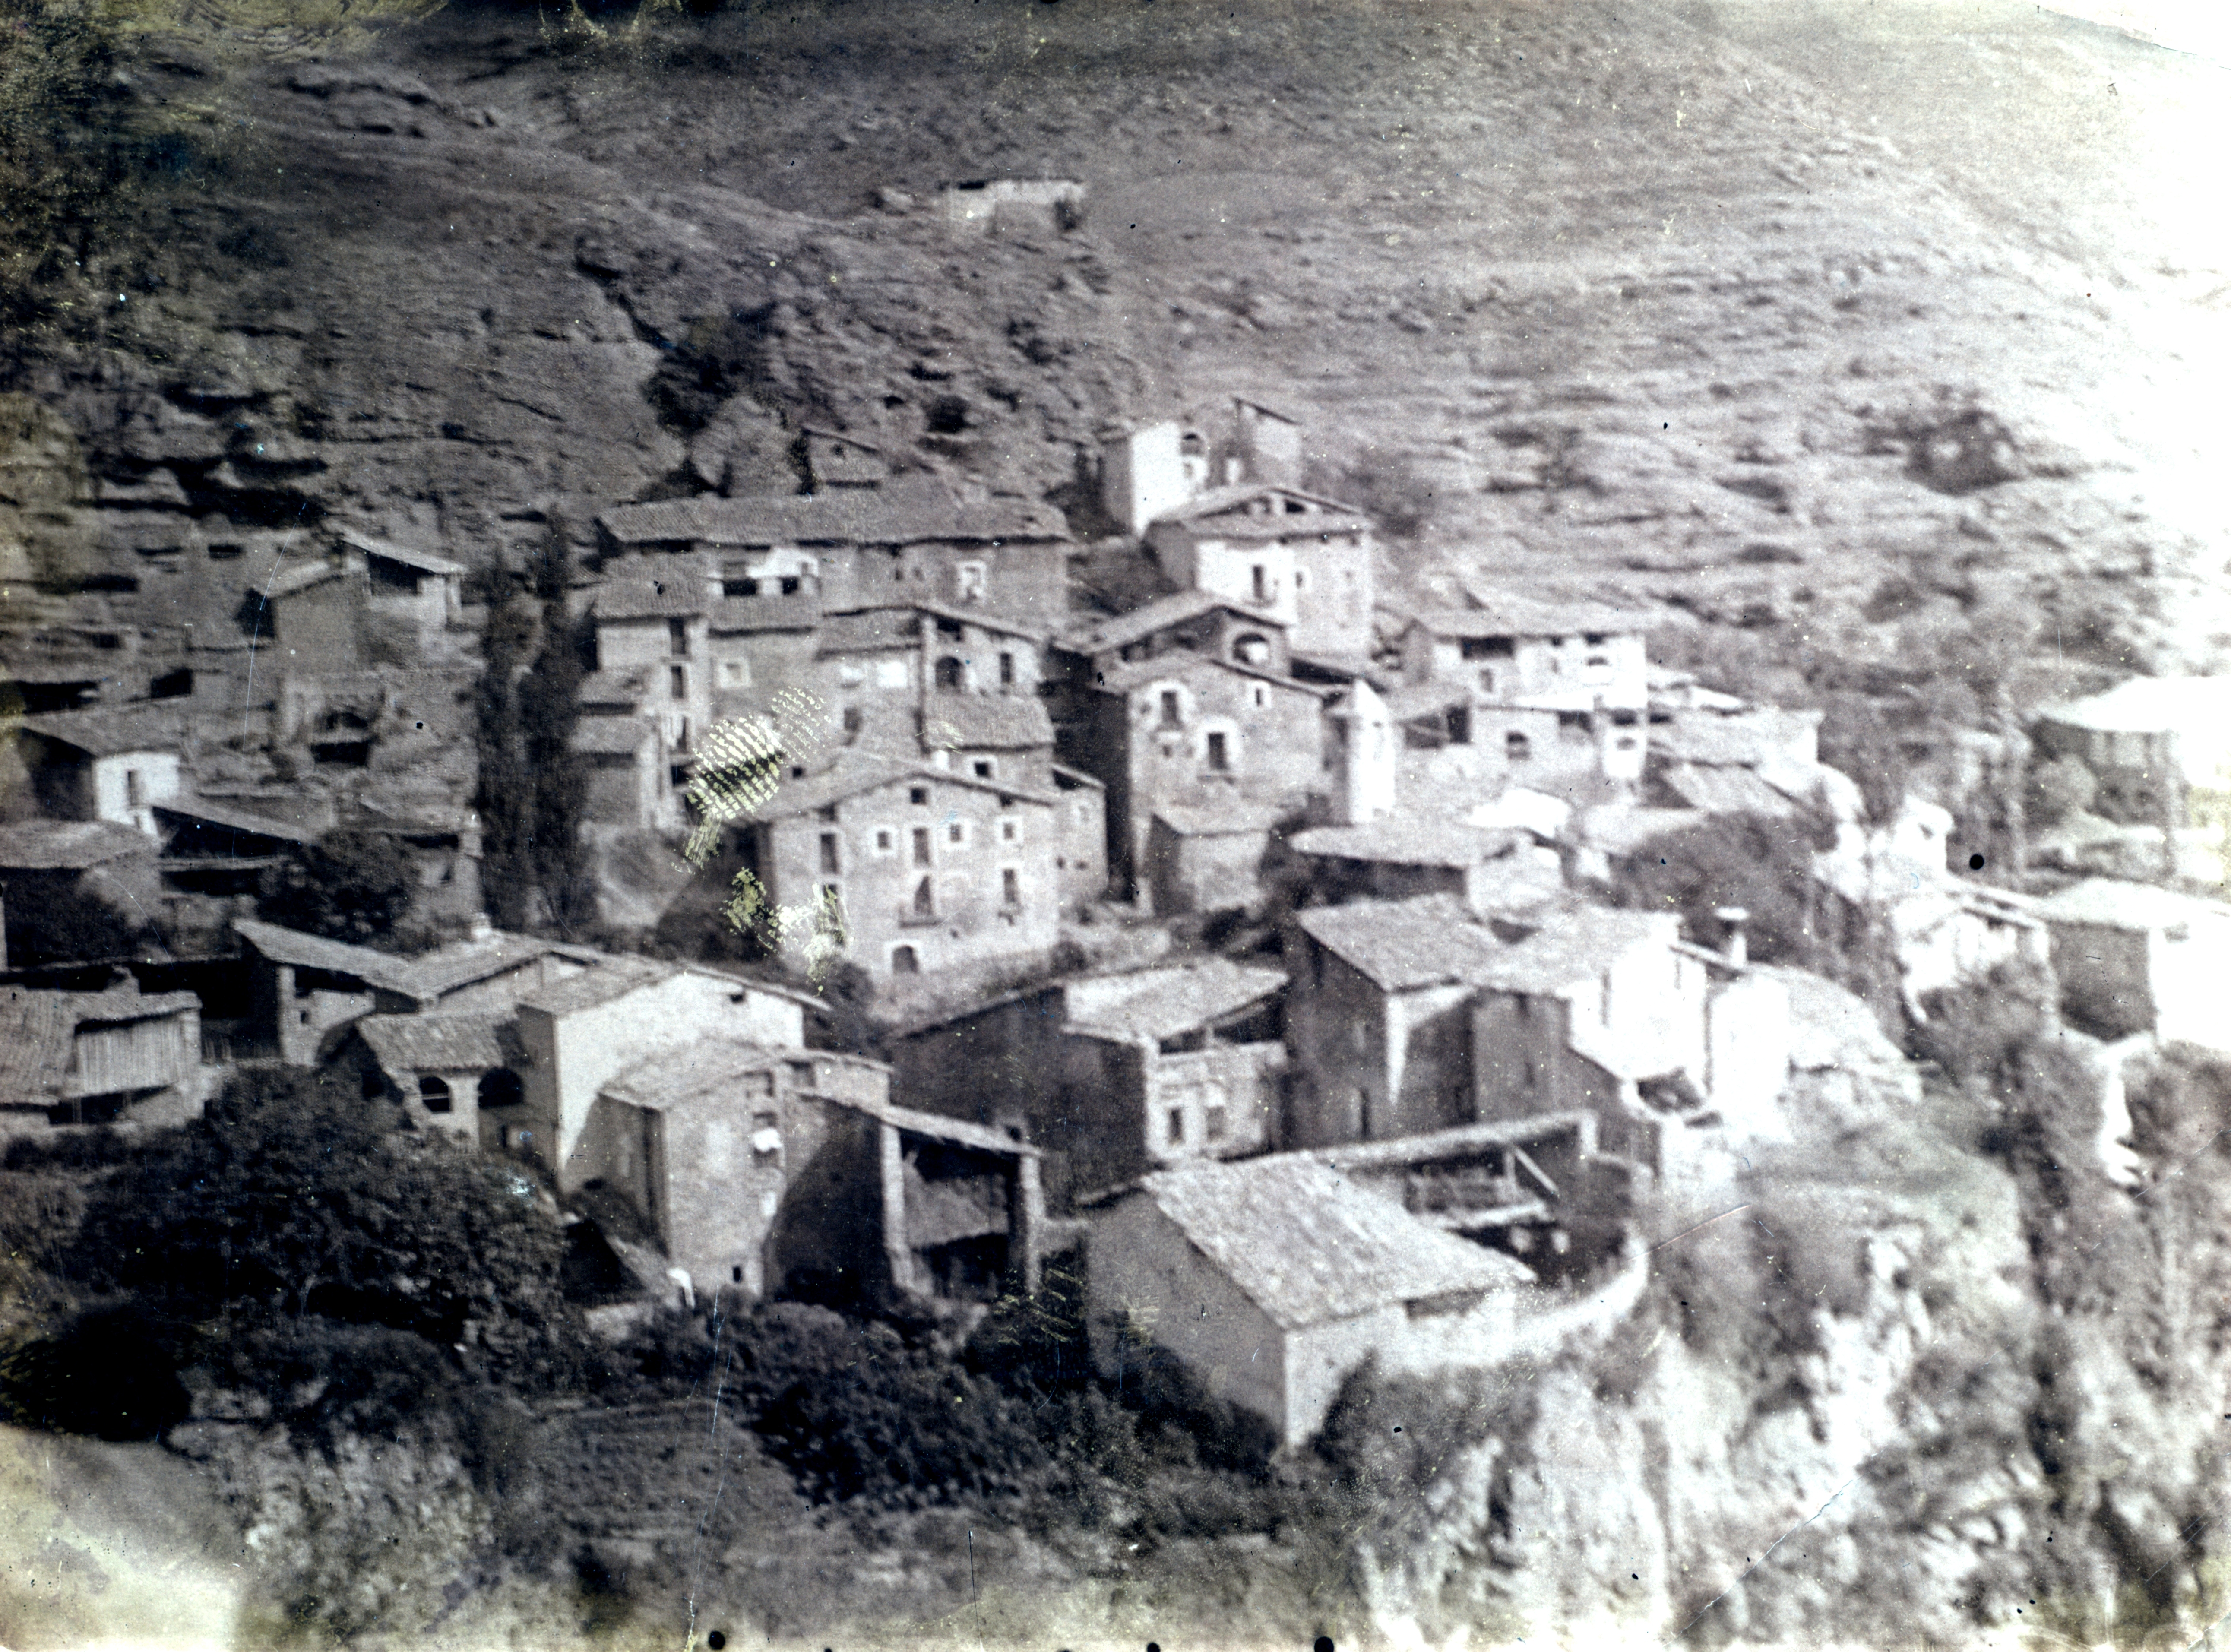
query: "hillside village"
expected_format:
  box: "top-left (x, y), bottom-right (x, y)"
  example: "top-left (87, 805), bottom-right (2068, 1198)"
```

top-left (6, 330), bottom-right (2229, 1459)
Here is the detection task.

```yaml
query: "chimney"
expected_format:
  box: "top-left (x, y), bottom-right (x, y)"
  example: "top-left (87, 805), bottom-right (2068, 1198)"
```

top-left (468, 912), bottom-right (494, 942)
top-left (1713, 906), bottom-right (1749, 969)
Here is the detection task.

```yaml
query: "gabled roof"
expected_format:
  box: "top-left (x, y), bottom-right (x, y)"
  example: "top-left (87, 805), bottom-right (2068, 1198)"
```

top-left (356, 1011), bottom-right (513, 1076)
top-left (338, 531), bottom-right (465, 578)
top-left (257, 558), bottom-right (350, 600)
top-left (817, 601), bottom-right (1047, 653)
top-left (920, 696), bottom-right (1054, 751)
top-left (1288, 820), bottom-right (1523, 870)
top-left (1062, 957), bottom-right (1287, 1044)
top-left (1649, 709), bottom-right (1821, 768)
top-left (1150, 482), bottom-right (1367, 528)
top-left (0, 820), bottom-right (155, 871)
top-left (1655, 761), bottom-right (1807, 819)
top-left (15, 704), bottom-right (184, 758)
top-left (707, 593), bottom-right (822, 634)
top-left (1572, 804), bottom-right (1711, 857)
top-left (1127, 1158), bottom-right (1529, 1331)
top-left (1085, 651), bottom-right (1329, 700)
top-left (576, 670), bottom-right (650, 707)
top-left (1058, 590), bottom-right (1273, 657)
top-left (1466, 906), bottom-right (1678, 996)
top-left (598, 1036), bottom-right (791, 1111)
top-left (1408, 597), bottom-right (1644, 641)
top-left (596, 481), bottom-right (1069, 551)
top-left (516, 955), bottom-right (680, 1016)
top-left (232, 918), bottom-right (581, 1003)
top-left (1150, 803), bottom-right (1290, 837)
top-left (152, 798), bottom-right (316, 847)
top-left (738, 753), bottom-right (1057, 823)
top-left (2032, 878), bottom-right (2231, 934)
top-left (1293, 894), bottom-right (1508, 992)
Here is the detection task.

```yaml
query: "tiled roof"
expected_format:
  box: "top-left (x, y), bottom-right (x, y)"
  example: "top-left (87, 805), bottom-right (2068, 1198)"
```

top-left (516, 955), bottom-right (678, 1016)
top-left (1288, 820), bottom-right (1523, 870)
top-left (15, 703), bottom-right (185, 758)
top-left (356, 1011), bottom-right (513, 1076)
top-left (740, 753), bottom-right (1057, 823)
top-left (75, 988), bottom-right (199, 1025)
top-left (2033, 877), bottom-right (2231, 934)
top-left (707, 593), bottom-right (822, 633)
top-left (1649, 709), bottom-right (1821, 768)
top-left (338, 531), bottom-right (465, 578)
top-left (1655, 761), bottom-right (1807, 819)
top-left (1062, 958), bottom-right (1287, 1044)
top-left (1059, 590), bottom-right (1254, 656)
top-left (407, 933), bottom-right (580, 1000)
top-left (598, 1037), bottom-right (790, 1111)
top-left (0, 985), bottom-right (196, 1106)
top-left (232, 918), bottom-right (570, 1002)
top-left (1293, 894), bottom-right (1507, 992)
top-left (1149, 803), bottom-right (1290, 837)
top-left (1408, 597), bottom-right (1644, 641)
top-left (590, 568), bottom-right (709, 620)
top-left (919, 696), bottom-right (1054, 751)
top-left (576, 670), bottom-right (650, 707)
top-left (570, 717), bottom-right (652, 756)
top-left (257, 558), bottom-right (348, 600)
top-left (597, 481), bottom-right (1069, 551)
top-left (1466, 906), bottom-right (1679, 996)
top-left (1380, 681), bottom-right (1471, 725)
top-left (1572, 805), bottom-right (1711, 857)
top-left (152, 798), bottom-right (316, 846)
top-left (1130, 1158), bottom-right (1529, 1331)
top-left (1150, 482), bottom-right (1367, 528)
top-left (0, 820), bottom-right (155, 870)
top-left (2038, 676), bottom-right (2231, 736)
top-left (1086, 652), bottom-right (1328, 700)
top-left (816, 609), bottom-right (918, 653)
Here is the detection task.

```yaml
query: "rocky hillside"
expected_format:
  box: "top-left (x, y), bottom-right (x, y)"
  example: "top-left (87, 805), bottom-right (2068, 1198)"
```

top-left (5, 0), bottom-right (2226, 702)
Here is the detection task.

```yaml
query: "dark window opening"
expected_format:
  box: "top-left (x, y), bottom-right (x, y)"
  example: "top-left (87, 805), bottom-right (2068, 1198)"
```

top-left (479, 1068), bottom-right (524, 1109)
top-left (911, 876), bottom-right (935, 917)
top-left (1001, 867), bottom-right (1020, 906)
top-left (912, 828), bottom-right (933, 867)
top-left (669, 618), bottom-right (690, 657)
top-left (1166, 1107), bottom-right (1184, 1145)
top-left (998, 652), bottom-right (1015, 686)
top-left (936, 616), bottom-right (965, 639)
top-left (724, 578), bottom-right (759, 598)
top-left (935, 656), bottom-right (965, 691)
top-left (312, 741), bottom-right (371, 767)
top-left (418, 1075), bottom-right (452, 1114)
top-left (1505, 731), bottom-right (1532, 762)
top-left (973, 760), bottom-right (994, 779)
top-left (1206, 731), bottom-right (1230, 771)
top-left (910, 786), bottom-right (930, 806)
top-left (1158, 690), bottom-right (1182, 728)
top-left (778, 576), bottom-right (801, 596)
top-left (1460, 636), bottom-right (1516, 661)
top-left (819, 832), bottom-right (841, 874)
top-left (150, 667), bottom-right (193, 700)
top-left (669, 665), bottom-right (687, 700)
top-left (1250, 564), bottom-right (1269, 603)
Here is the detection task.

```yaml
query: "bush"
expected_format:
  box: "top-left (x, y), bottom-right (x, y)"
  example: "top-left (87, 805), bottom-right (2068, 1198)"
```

top-left (260, 826), bottom-right (416, 946)
top-left (0, 1301), bottom-right (193, 1440)
top-left (203, 1317), bottom-right (452, 1452)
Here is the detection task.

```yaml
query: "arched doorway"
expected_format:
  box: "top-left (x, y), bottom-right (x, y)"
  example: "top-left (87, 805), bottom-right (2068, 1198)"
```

top-left (479, 1067), bottom-right (524, 1110)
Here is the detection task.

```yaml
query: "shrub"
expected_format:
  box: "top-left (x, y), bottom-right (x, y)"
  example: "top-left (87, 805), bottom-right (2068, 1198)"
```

top-left (0, 1301), bottom-right (193, 1440)
top-left (260, 826), bottom-right (416, 946)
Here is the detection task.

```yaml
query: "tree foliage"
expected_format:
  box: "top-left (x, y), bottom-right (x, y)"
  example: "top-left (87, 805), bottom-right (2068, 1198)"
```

top-left (260, 826), bottom-right (416, 946)
top-left (0, 0), bottom-right (126, 319)
top-left (1608, 810), bottom-right (1833, 965)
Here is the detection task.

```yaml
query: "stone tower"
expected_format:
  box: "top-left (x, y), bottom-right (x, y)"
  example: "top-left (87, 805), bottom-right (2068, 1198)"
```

top-left (1328, 679), bottom-right (1396, 826)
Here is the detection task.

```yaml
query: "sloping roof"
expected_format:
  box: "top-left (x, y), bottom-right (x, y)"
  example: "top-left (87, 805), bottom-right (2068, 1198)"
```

top-left (1063, 958), bottom-right (1287, 1044)
top-left (74, 987), bottom-right (199, 1025)
top-left (15, 704), bottom-right (184, 758)
top-left (1131, 1158), bottom-right (1528, 1331)
top-left (816, 609), bottom-right (918, 653)
top-left (0, 987), bottom-right (85, 1104)
top-left (0, 820), bottom-right (155, 870)
top-left (2032, 878), bottom-right (2231, 933)
top-left (1050, 762), bottom-right (1104, 791)
top-left (1087, 651), bottom-right (1328, 700)
top-left (570, 718), bottom-right (652, 757)
top-left (920, 696), bottom-right (1054, 751)
top-left (407, 933), bottom-right (580, 1000)
top-left (590, 570), bottom-right (707, 620)
top-left (865, 1096), bottom-right (1042, 1158)
top-left (0, 657), bottom-right (114, 686)
top-left (339, 531), bottom-right (465, 578)
top-left (1293, 894), bottom-right (1508, 992)
top-left (1288, 820), bottom-right (1522, 870)
top-left (356, 1011), bottom-right (512, 1075)
top-left (228, 918), bottom-right (419, 993)
top-left (598, 1037), bottom-right (788, 1111)
top-left (1467, 906), bottom-right (1677, 996)
top-left (1150, 803), bottom-right (1290, 838)
top-left (707, 593), bottom-right (822, 633)
top-left (1655, 761), bottom-right (1806, 818)
top-left (1408, 597), bottom-right (1643, 641)
top-left (742, 753), bottom-right (1057, 823)
top-left (1381, 681), bottom-right (1472, 725)
top-left (152, 798), bottom-right (316, 846)
top-left (1573, 805), bottom-right (1710, 857)
top-left (1649, 709), bottom-right (1821, 768)
top-left (596, 483), bottom-right (1069, 551)
top-left (257, 558), bottom-right (349, 600)
top-left (2037, 676), bottom-right (2231, 736)
top-left (516, 955), bottom-right (678, 1016)
top-left (576, 670), bottom-right (650, 707)
top-left (1150, 482), bottom-right (1367, 528)
top-left (1059, 590), bottom-right (1256, 656)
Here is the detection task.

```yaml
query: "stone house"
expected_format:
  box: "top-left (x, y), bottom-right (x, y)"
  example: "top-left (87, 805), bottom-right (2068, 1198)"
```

top-left (570, 1034), bottom-right (1043, 1306)
top-left (250, 535), bottom-right (463, 669)
top-left (2033, 878), bottom-right (2231, 1050)
top-left (150, 798), bottom-right (311, 901)
top-left (886, 956), bottom-right (1289, 1211)
top-left (1143, 484), bottom-right (1377, 663)
top-left (816, 602), bottom-right (1052, 781)
top-left (592, 479), bottom-right (1071, 629)
top-left (342, 1011), bottom-right (521, 1146)
top-left (230, 916), bottom-right (608, 1067)
top-left (1642, 707), bottom-right (1829, 819)
top-left (1142, 804), bottom-right (1294, 918)
top-left (1085, 1157), bottom-right (1532, 1449)
top-left (13, 704), bottom-right (184, 837)
top-left (584, 560), bottom-right (714, 832)
top-left (1286, 820), bottom-right (1564, 918)
top-left (1099, 401), bottom-right (1309, 533)
top-left (340, 530), bottom-right (465, 654)
top-left (2032, 676), bottom-right (2231, 832)
top-left (0, 981), bottom-right (208, 1135)
top-left (1049, 649), bottom-right (1328, 905)
top-left (1059, 590), bottom-right (1295, 680)
top-left (725, 753), bottom-right (1063, 979)
top-left (936, 177), bottom-right (1088, 235)
top-left (507, 956), bottom-right (818, 1186)
top-left (707, 592), bottom-right (823, 729)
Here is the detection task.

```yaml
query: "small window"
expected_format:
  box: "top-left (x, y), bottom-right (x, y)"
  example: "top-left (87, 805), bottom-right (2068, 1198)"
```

top-left (668, 618), bottom-right (690, 657)
top-left (1001, 867), bottom-right (1020, 906)
top-left (125, 769), bottom-right (144, 808)
top-left (723, 578), bottom-right (759, 598)
top-left (946, 820), bottom-right (968, 846)
top-left (732, 1266), bottom-right (744, 1284)
top-left (778, 576), bottom-right (801, 596)
top-left (1166, 1107), bottom-right (1185, 1146)
top-left (669, 665), bottom-right (687, 701)
top-left (1505, 731), bottom-right (1532, 762)
top-left (909, 786), bottom-right (930, 806)
top-left (720, 659), bottom-right (750, 687)
top-left (910, 827), bottom-right (933, 867)
top-left (891, 944), bottom-right (921, 974)
top-left (935, 656), bottom-right (965, 691)
top-left (1159, 690), bottom-right (1183, 728)
top-left (973, 759), bottom-right (995, 779)
top-left (419, 1075), bottom-right (453, 1114)
top-left (817, 882), bottom-right (844, 920)
top-left (1250, 564), bottom-right (1269, 603)
top-left (1253, 686), bottom-right (1267, 708)
top-left (670, 765), bottom-right (692, 788)
top-left (998, 651), bottom-right (1016, 686)
top-left (1206, 731), bottom-right (1229, 772)
top-left (911, 876), bottom-right (935, 917)
top-left (956, 561), bottom-right (987, 603)
top-left (206, 543), bottom-right (243, 561)
top-left (1205, 1105), bottom-right (1228, 1143)
top-left (1478, 668), bottom-right (1498, 694)
top-left (819, 832), bottom-right (841, 874)
top-left (150, 667), bottom-right (193, 700)
top-left (999, 817), bottom-right (1019, 844)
